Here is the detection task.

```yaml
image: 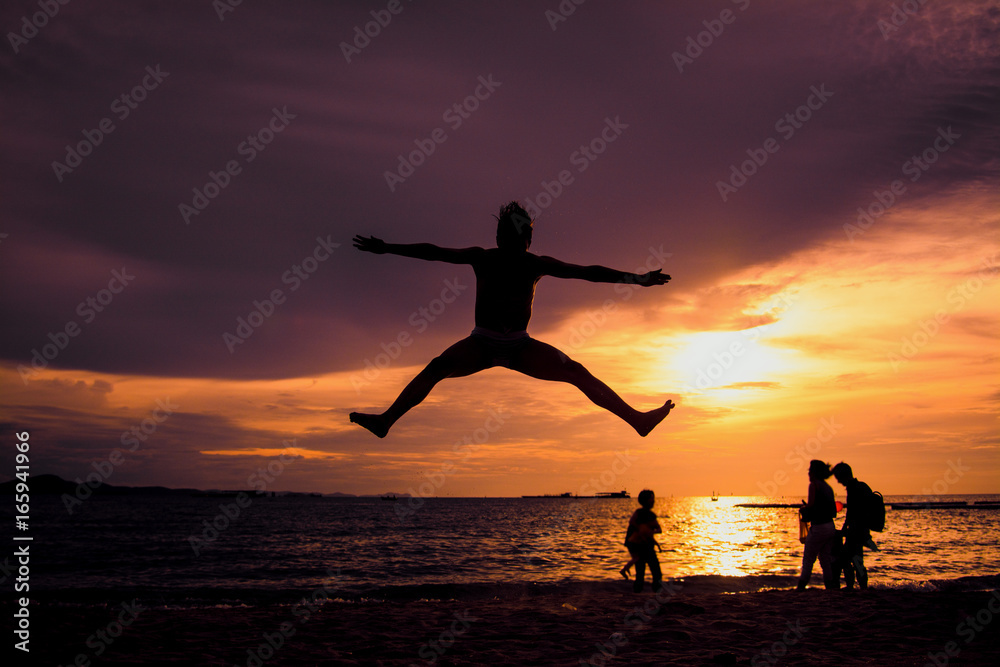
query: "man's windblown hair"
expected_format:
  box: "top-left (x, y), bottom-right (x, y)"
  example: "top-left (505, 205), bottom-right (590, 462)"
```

top-left (494, 201), bottom-right (534, 250)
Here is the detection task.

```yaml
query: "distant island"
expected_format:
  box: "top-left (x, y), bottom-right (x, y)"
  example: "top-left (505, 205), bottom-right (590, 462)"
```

top-left (0, 474), bottom-right (401, 499)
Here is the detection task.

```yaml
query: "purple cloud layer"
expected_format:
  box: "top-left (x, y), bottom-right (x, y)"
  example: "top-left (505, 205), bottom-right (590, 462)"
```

top-left (2, 0), bottom-right (998, 380)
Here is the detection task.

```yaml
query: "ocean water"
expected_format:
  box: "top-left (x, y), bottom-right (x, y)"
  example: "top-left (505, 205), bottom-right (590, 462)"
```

top-left (10, 493), bottom-right (1000, 606)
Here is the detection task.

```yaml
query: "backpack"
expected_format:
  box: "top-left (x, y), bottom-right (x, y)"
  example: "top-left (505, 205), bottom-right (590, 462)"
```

top-left (868, 490), bottom-right (886, 532)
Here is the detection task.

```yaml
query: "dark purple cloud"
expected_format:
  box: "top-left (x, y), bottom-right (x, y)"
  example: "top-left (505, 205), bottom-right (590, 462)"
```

top-left (1, 0), bottom-right (998, 381)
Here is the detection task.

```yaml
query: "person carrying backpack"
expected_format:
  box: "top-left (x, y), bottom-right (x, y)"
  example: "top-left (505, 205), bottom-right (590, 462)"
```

top-left (832, 462), bottom-right (874, 590)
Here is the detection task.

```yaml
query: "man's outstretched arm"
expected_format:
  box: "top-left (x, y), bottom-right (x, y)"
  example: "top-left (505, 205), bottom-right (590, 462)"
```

top-left (353, 235), bottom-right (483, 264)
top-left (538, 255), bottom-right (670, 286)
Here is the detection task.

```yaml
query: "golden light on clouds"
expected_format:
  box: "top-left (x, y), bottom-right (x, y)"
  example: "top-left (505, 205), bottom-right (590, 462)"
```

top-left (3, 189), bottom-right (996, 496)
top-left (533, 187), bottom-right (999, 495)
top-left (199, 447), bottom-right (347, 460)
top-left (669, 330), bottom-right (794, 393)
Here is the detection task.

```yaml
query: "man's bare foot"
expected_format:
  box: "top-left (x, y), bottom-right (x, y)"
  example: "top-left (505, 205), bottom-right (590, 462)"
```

top-left (620, 567), bottom-right (630, 580)
top-left (350, 412), bottom-right (390, 438)
top-left (632, 400), bottom-right (675, 437)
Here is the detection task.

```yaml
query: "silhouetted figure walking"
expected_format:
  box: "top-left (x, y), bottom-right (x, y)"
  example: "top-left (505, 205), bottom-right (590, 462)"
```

top-left (833, 462), bottom-right (872, 590)
top-left (624, 489), bottom-right (663, 593)
top-left (350, 202), bottom-right (674, 437)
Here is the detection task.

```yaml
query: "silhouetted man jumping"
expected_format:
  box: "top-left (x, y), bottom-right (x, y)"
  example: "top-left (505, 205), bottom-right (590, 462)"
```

top-left (349, 201), bottom-right (675, 438)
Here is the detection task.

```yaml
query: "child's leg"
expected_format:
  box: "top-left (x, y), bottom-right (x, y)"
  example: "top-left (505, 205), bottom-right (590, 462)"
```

top-left (647, 551), bottom-right (663, 592)
top-left (632, 558), bottom-right (647, 592)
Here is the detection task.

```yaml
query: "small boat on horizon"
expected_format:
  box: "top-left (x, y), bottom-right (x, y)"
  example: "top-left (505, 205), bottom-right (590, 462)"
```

top-left (521, 490), bottom-right (631, 499)
top-left (521, 492), bottom-right (575, 498)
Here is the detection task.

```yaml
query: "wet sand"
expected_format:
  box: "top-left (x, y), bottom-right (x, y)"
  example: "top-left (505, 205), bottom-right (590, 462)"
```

top-left (12, 580), bottom-right (1000, 666)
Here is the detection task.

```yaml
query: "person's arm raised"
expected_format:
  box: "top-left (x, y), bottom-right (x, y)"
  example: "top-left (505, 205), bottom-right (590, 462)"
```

top-left (538, 255), bottom-right (670, 286)
top-left (352, 235), bottom-right (482, 264)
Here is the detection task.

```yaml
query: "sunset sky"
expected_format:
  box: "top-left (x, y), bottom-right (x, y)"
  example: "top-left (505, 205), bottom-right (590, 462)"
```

top-left (2, 1), bottom-right (997, 498)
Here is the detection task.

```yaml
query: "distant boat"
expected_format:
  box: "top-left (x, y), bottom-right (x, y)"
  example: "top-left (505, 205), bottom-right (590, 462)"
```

top-left (380, 494), bottom-right (398, 501)
top-left (711, 491), bottom-right (719, 501)
top-left (521, 490), bottom-right (631, 499)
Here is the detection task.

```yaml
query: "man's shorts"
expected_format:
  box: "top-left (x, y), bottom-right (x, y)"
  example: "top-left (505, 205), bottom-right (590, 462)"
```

top-left (470, 327), bottom-right (530, 368)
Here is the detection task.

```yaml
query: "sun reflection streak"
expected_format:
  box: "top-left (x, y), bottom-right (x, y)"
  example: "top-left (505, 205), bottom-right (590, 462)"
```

top-left (663, 497), bottom-right (798, 579)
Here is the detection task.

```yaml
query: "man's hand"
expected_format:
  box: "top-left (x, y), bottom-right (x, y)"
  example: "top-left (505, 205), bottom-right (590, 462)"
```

top-left (635, 269), bottom-right (671, 286)
top-left (353, 235), bottom-right (387, 254)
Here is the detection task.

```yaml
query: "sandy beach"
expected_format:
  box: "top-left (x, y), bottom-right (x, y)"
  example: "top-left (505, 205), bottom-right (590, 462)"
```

top-left (13, 578), bottom-right (1000, 666)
